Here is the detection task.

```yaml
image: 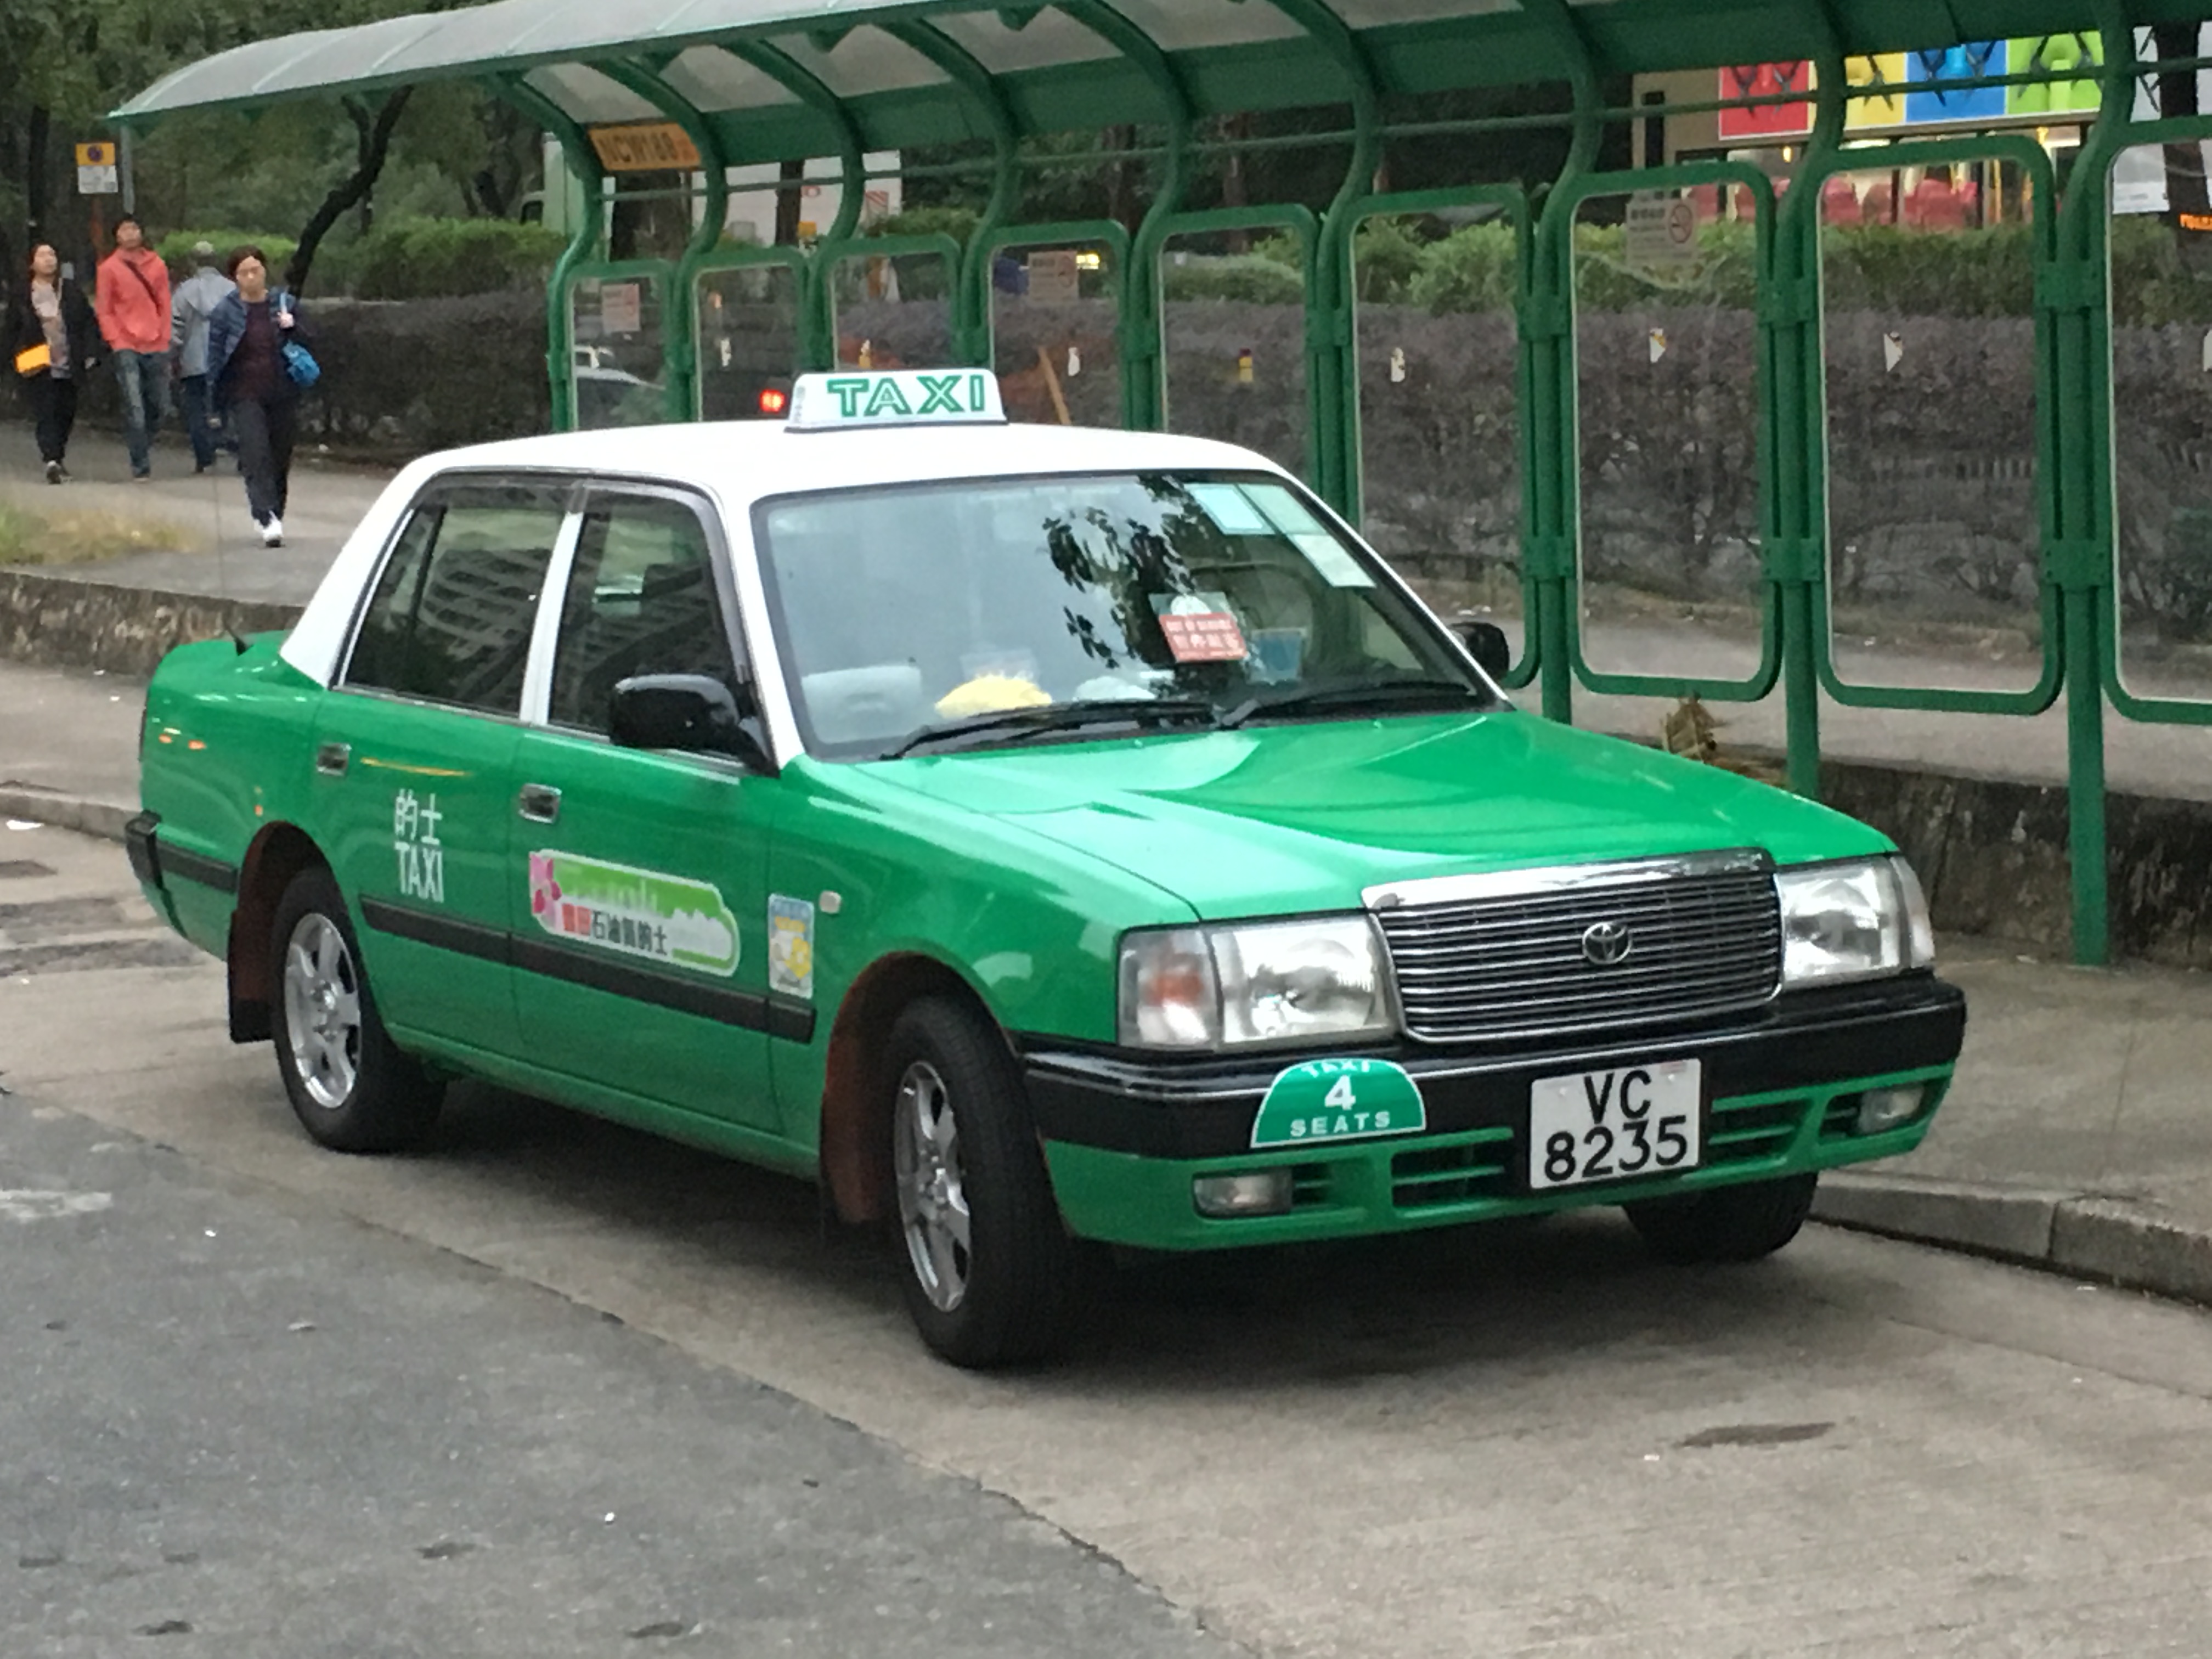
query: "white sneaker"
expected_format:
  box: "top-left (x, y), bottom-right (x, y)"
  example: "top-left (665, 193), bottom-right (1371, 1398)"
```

top-left (261, 516), bottom-right (284, 549)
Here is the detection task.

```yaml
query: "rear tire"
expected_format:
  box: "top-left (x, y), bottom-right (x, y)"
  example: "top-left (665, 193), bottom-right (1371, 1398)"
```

top-left (885, 997), bottom-right (1090, 1368)
top-left (269, 867), bottom-right (442, 1153)
top-left (1625, 1173), bottom-right (1818, 1265)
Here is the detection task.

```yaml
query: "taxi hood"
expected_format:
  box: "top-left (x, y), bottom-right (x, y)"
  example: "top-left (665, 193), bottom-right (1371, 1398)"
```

top-left (871, 710), bottom-right (1892, 920)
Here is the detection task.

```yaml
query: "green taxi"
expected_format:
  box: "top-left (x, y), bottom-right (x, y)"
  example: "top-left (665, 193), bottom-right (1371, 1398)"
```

top-left (129, 369), bottom-right (1964, 1367)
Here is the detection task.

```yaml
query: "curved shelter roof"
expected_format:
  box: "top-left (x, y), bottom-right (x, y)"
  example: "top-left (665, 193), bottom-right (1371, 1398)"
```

top-left (116, 0), bottom-right (2200, 157)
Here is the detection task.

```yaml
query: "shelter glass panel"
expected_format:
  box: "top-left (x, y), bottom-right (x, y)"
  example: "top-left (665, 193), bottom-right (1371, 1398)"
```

top-left (569, 272), bottom-right (671, 430)
top-left (1353, 211), bottom-right (1523, 636)
top-left (829, 249), bottom-right (954, 372)
top-left (1160, 228), bottom-right (1308, 478)
top-left (990, 239), bottom-right (1122, 430)
top-left (2108, 142), bottom-right (2212, 706)
top-left (696, 263), bottom-right (802, 421)
top-left (1572, 187), bottom-right (1765, 682)
top-left (1820, 157), bottom-right (2044, 695)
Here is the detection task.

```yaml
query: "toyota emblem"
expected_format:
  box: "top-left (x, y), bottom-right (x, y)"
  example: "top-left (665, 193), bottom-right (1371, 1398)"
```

top-left (1581, 920), bottom-right (1633, 966)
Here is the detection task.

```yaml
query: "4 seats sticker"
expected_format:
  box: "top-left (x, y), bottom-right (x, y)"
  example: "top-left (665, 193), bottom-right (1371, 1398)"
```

top-left (528, 851), bottom-right (740, 977)
top-left (1250, 1058), bottom-right (1426, 1149)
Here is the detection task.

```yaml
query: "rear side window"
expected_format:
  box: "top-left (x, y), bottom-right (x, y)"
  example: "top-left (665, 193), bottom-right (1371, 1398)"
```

top-left (549, 494), bottom-right (738, 734)
top-left (345, 484), bottom-right (567, 715)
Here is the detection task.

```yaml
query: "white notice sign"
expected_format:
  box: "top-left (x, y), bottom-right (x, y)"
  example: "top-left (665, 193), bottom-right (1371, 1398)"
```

top-left (1026, 250), bottom-right (1081, 305)
top-left (1624, 191), bottom-right (1699, 277)
top-left (600, 281), bottom-right (642, 337)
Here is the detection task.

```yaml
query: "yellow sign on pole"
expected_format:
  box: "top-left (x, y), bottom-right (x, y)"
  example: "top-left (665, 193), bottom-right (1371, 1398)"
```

top-left (75, 141), bottom-right (120, 195)
top-left (587, 122), bottom-right (702, 172)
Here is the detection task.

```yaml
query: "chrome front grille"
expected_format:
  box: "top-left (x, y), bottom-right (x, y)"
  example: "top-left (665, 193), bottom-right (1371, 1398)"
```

top-left (1369, 851), bottom-right (1781, 1044)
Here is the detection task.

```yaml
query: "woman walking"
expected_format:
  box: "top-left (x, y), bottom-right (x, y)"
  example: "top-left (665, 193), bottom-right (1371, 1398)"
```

top-left (204, 246), bottom-right (309, 548)
top-left (9, 244), bottom-right (99, 484)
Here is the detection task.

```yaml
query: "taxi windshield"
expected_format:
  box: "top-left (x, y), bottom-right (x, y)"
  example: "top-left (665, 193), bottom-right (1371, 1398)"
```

top-left (754, 471), bottom-right (1496, 760)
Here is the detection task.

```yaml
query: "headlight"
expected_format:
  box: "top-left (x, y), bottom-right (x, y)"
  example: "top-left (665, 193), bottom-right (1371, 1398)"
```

top-left (1775, 856), bottom-right (1934, 986)
top-left (1119, 916), bottom-right (1391, 1049)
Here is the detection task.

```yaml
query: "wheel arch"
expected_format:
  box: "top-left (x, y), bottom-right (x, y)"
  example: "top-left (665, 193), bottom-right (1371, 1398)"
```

top-left (226, 821), bottom-right (331, 1043)
top-left (819, 951), bottom-right (1007, 1225)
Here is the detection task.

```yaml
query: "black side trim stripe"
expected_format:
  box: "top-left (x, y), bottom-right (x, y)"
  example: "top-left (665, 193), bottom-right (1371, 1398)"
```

top-left (156, 840), bottom-right (240, 896)
top-left (360, 896), bottom-right (509, 964)
top-left (360, 897), bottom-right (817, 1043)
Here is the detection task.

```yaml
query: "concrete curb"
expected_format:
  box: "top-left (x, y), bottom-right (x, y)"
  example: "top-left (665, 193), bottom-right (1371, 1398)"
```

top-left (1, 569), bottom-right (303, 680)
top-left (0, 787), bottom-right (134, 844)
top-left (1813, 1171), bottom-right (2212, 1308)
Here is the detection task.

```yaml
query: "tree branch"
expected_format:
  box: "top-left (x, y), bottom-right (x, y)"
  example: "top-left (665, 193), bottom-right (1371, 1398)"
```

top-left (287, 87), bottom-right (412, 294)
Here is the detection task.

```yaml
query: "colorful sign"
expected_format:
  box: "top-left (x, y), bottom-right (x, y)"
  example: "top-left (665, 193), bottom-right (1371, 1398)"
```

top-left (1906, 42), bottom-right (2008, 124)
top-left (1845, 54), bottom-right (1910, 129)
top-left (588, 122), bottom-right (702, 173)
top-left (2007, 33), bottom-right (2102, 117)
top-left (768, 895), bottom-right (815, 1001)
top-left (528, 850), bottom-right (739, 977)
top-left (1717, 61), bottom-right (1812, 141)
top-left (1250, 1058), bottom-right (1426, 1149)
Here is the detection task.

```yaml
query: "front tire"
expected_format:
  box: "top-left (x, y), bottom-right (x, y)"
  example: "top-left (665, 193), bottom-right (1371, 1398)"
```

top-left (270, 867), bottom-right (442, 1153)
top-left (885, 997), bottom-right (1089, 1368)
top-left (1625, 1173), bottom-right (1818, 1265)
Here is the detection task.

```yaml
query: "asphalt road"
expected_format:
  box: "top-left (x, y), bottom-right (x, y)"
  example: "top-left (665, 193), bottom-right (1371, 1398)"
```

top-left (7, 821), bottom-right (2212, 1658)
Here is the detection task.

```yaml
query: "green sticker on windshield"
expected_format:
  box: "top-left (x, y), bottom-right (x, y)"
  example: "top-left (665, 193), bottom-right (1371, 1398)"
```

top-left (1251, 1058), bottom-right (1425, 1149)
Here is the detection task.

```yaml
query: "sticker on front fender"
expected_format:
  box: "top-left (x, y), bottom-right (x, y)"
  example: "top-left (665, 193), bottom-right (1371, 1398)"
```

top-left (1251, 1058), bottom-right (1426, 1149)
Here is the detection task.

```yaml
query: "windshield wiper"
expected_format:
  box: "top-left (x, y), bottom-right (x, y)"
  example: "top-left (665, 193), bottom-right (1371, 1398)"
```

top-left (1218, 678), bottom-right (1487, 730)
top-left (882, 698), bottom-right (1220, 759)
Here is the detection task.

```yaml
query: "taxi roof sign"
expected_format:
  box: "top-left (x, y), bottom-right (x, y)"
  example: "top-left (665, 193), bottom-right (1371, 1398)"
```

top-left (786, 369), bottom-right (1006, 432)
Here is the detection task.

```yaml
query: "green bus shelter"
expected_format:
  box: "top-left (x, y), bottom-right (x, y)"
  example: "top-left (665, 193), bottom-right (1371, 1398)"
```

top-left (117, 0), bottom-right (2212, 965)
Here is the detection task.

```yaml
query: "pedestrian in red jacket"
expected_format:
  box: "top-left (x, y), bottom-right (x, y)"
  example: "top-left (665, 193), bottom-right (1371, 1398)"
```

top-left (94, 216), bottom-right (173, 479)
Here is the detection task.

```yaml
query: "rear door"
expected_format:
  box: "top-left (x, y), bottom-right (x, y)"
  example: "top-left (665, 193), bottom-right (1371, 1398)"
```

top-left (311, 478), bottom-right (572, 1056)
top-left (508, 485), bottom-right (791, 1132)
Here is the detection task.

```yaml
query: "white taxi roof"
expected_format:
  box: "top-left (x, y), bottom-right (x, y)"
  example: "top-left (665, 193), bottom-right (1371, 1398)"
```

top-left (281, 419), bottom-right (1294, 686)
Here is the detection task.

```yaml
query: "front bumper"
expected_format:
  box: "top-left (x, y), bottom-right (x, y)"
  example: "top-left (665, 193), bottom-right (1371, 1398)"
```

top-left (1025, 973), bottom-right (1963, 1250)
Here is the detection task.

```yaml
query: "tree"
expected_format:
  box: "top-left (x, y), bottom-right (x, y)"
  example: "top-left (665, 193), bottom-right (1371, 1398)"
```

top-left (288, 90), bottom-right (411, 294)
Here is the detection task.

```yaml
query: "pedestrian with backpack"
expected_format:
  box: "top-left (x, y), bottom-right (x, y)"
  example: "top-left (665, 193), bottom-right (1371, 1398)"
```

top-left (94, 216), bottom-right (173, 479)
top-left (204, 246), bottom-right (315, 548)
top-left (9, 243), bottom-right (100, 483)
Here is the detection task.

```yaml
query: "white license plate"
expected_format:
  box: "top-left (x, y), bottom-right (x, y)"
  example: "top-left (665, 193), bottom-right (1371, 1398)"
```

top-left (1527, 1060), bottom-right (1702, 1190)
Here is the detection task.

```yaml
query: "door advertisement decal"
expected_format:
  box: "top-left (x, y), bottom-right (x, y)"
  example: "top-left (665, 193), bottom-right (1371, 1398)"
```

top-left (528, 851), bottom-right (740, 976)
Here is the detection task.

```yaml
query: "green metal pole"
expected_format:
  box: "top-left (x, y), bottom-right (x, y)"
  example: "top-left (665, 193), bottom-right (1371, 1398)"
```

top-left (1062, 0), bottom-right (1192, 432)
top-left (727, 42), bottom-right (868, 373)
top-left (493, 77), bottom-right (602, 434)
top-left (1267, 0), bottom-right (1380, 514)
top-left (885, 24), bottom-right (1019, 369)
top-left (1521, 0), bottom-right (1600, 725)
top-left (601, 60), bottom-right (727, 422)
top-left (2043, 1), bottom-right (2135, 965)
top-left (1774, 0), bottom-right (1848, 798)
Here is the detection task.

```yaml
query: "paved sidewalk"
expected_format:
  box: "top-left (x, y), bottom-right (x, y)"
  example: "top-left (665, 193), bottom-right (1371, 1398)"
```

top-left (1, 428), bottom-right (391, 605)
top-left (4, 657), bottom-right (2209, 1312)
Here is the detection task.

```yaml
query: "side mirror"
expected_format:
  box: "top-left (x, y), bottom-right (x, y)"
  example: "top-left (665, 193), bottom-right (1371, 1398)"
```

top-left (609, 674), bottom-right (776, 772)
top-left (1453, 618), bottom-right (1513, 682)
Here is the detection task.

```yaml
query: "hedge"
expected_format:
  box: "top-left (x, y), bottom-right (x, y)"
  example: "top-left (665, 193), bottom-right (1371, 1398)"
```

top-left (347, 218), bottom-right (568, 301)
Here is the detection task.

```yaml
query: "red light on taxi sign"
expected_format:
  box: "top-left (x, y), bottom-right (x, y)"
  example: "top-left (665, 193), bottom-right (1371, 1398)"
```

top-left (759, 387), bottom-right (789, 416)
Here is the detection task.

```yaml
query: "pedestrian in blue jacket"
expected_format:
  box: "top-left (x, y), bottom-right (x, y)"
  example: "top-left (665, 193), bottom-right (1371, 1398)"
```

top-left (206, 246), bottom-right (308, 548)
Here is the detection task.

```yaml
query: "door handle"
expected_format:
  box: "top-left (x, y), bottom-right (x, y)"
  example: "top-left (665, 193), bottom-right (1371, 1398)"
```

top-left (518, 783), bottom-right (562, 823)
top-left (315, 741), bottom-right (350, 776)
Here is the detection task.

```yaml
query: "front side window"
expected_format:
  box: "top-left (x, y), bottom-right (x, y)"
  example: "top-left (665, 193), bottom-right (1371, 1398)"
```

top-left (549, 494), bottom-right (740, 734)
top-left (345, 484), bottom-right (567, 715)
top-left (754, 471), bottom-right (1492, 759)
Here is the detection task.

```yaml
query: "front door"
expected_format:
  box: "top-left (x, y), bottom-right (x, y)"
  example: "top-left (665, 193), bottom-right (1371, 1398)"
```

top-left (509, 487), bottom-right (787, 1133)
top-left (311, 480), bottom-right (570, 1056)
